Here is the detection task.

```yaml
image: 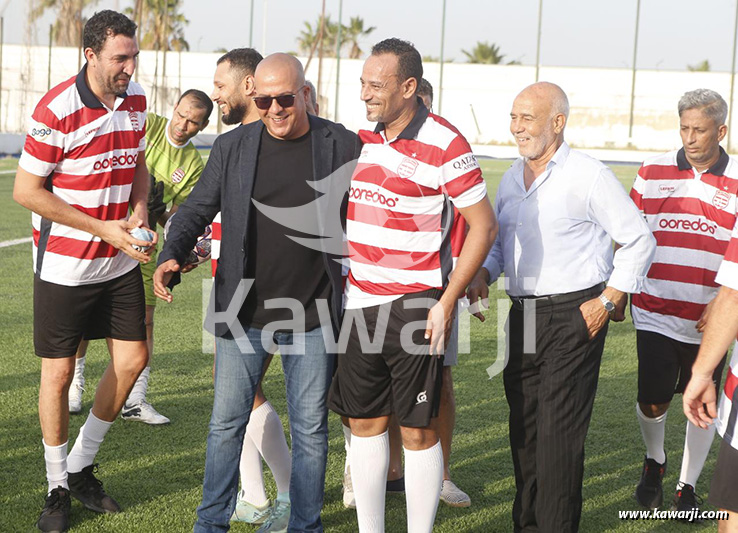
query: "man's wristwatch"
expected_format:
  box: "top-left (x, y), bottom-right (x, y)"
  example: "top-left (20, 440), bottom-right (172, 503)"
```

top-left (599, 293), bottom-right (615, 316)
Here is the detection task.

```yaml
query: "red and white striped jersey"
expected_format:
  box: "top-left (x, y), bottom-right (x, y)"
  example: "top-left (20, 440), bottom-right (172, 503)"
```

top-left (345, 105), bottom-right (487, 309)
top-left (18, 66), bottom-right (147, 286)
top-left (715, 228), bottom-right (738, 450)
top-left (210, 212), bottom-right (221, 277)
top-left (630, 148), bottom-right (738, 344)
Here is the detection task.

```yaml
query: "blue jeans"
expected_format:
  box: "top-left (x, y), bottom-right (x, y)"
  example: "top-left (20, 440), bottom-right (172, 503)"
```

top-left (194, 325), bottom-right (335, 532)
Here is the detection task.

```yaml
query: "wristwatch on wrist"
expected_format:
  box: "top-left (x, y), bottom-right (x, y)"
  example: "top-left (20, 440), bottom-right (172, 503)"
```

top-left (599, 293), bottom-right (615, 315)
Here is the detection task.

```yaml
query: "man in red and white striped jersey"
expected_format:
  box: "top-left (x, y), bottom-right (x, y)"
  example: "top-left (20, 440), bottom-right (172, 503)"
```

top-left (630, 89), bottom-right (738, 516)
top-left (13, 10), bottom-right (151, 533)
top-left (684, 228), bottom-right (738, 531)
top-left (328, 38), bottom-right (497, 532)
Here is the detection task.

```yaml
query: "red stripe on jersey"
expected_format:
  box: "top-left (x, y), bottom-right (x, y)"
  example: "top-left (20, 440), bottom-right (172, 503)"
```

top-left (348, 271), bottom-right (437, 295)
top-left (348, 241), bottom-right (440, 271)
top-left (32, 228), bottom-right (40, 245)
top-left (725, 238), bottom-right (738, 262)
top-left (632, 293), bottom-right (705, 321)
top-left (55, 107), bottom-right (109, 135)
top-left (23, 137), bottom-right (64, 167)
top-left (642, 197), bottom-right (735, 230)
top-left (653, 231), bottom-right (729, 255)
top-left (725, 368), bottom-right (738, 402)
top-left (45, 235), bottom-right (118, 259)
top-left (211, 258), bottom-right (218, 277)
top-left (390, 139), bottom-right (444, 166)
top-left (444, 169), bottom-right (483, 198)
top-left (630, 188), bottom-right (643, 209)
top-left (34, 76), bottom-right (76, 110)
top-left (52, 168), bottom-right (136, 190)
top-left (352, 163), bottom-right (440, 196)
top-left (348, 202), bottom-right (441, 232)
top-left (70, 201), bottom-right (130, 221)
top-left (700, 173), bottom-right (738, 193)
top-left (640, 164), bottom-right (693, 181)
top-left (647, 262), bottom-right (719, 288)
top-left (65, 130), bottom-right (146, 160)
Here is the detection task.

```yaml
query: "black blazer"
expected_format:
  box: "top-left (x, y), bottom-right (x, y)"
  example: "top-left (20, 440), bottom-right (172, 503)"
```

top-left (159, 114), bottom-right (360, 338)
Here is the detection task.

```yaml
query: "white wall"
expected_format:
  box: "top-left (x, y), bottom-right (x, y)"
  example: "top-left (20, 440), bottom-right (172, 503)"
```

top-left (3, 44), bottom-right (736, 154)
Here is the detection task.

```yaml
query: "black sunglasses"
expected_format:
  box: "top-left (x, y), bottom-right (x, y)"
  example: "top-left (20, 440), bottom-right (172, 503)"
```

top-left (252, 93), bottom-right (298, 110)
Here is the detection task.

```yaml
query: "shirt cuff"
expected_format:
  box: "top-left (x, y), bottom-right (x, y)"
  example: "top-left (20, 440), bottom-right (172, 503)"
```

top-left (482, 256), bottom-right (502, 284)
top-left (607, 269), bottom-right (643, 294)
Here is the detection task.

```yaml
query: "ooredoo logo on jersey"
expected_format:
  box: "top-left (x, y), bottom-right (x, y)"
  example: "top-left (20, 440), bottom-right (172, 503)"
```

top-left (93, 152), bottom-right (138, 171)
top-left (658, 218), bottom-right (717, 234)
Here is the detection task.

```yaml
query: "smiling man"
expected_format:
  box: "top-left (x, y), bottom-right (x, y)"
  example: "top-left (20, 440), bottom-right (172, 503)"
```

top-left (468, 82), bottom-right (655, 532)
top-left (12, 10), bottom-right (151, 533)
top-left (155, 53), bottom-right (359, 533)
top-left (629, 89), bottom-right (738, 519)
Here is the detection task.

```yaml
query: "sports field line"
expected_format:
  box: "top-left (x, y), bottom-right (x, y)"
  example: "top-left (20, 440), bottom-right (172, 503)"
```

top-left (0, 237), bottom-right (31, 248)
top-left (0, 169), bottom-right (16, 174)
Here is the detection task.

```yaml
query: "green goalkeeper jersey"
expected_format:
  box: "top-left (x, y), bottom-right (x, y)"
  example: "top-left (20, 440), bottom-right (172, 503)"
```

top-left (145, 112), bottom-right (204, 206)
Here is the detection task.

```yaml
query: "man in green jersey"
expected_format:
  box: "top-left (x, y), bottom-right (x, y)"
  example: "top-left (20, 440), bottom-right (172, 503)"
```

top-left (69, 89), bottom-right (213, 424)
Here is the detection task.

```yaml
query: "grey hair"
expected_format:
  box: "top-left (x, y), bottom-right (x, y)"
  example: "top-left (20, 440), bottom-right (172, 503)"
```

top-left (305, 80), bottom-right (318, 110)
top-left (678, 89), bottom-right (728, 125)
top-left (550, 86), bottom-right (570, 118)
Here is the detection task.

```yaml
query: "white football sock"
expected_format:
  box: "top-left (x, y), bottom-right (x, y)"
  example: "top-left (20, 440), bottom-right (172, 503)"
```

top-left (43, 440), bottom-right (68, 492)
top-left (127, 366), bottom-right (150, 405)
top-left (238, 434), bottom-right (269, 506)
top-left (343, 423), bottom-right (352, 475)
top-left (678, 420), bottom-right (716, 488)
top-left (72, 356), bottom-right (86, 385)
top-left (351, 431), bottom-right (389, 533)
top-left (404, 441), bottom-right (443, 533)
top-left (246, 401), bottom-right (292, 494)
top-left (636, 403), bottom-right (667, 464)
top-left (67, 411), bottom-right (113, 473)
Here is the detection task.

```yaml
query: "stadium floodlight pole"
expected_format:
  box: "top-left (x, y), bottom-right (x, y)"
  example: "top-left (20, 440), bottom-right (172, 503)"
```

top-left (438, 0), bottom-right (446, 115)
top-left (534, 0), bottom-right (543, 82)
top-left (334, 0), bottom-right (343, 121)
top-left (47, 24), bottom-right (52, 91)
top-left (627, 0), bottom-right (641, 144)
top-left (262, 0), bottom-right (268, 55)
top-left (0, 17), bottom-right (3, 130)
top-left (728, 0), bottom-right (738, 151)
top-left (249, 0), bottom-right (255, 47)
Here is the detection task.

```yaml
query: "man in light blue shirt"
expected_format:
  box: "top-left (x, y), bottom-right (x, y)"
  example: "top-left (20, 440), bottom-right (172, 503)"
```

top-left (469, 82), bottom-right (655, 533)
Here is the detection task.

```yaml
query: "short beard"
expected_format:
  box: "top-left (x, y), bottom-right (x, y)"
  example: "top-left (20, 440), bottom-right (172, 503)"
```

top-left (221, 102), bottom-right (247, 125)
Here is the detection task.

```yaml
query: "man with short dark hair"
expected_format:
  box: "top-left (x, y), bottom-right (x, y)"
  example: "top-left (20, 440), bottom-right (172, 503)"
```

top-left (630, 88), bottom-right (738, 517)
top-left (13, 10), bottom-right (151, 533)
top-left (212, 47), bottom-right (264, 125)
top-left (155, 53), bottom-right (359, 533)
top-left (328, 38), bottom-right (496, 532)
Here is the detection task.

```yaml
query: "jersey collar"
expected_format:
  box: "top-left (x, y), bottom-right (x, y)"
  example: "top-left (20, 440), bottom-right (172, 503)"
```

top-left (373, 96), bottom-right (429, 141)
top-left (676, 146), bottom-right (729, 176)
top-left (75, 64), bottom-right (129, 109)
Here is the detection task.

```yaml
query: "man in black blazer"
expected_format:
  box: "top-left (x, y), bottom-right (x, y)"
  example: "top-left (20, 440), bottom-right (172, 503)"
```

top-left (154, 53), bottom-right (359, 533)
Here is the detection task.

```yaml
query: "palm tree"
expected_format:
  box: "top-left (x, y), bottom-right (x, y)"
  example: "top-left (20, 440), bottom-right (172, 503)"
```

top-left (31, 0), bottom-right (99, 47)
top-left (297, 15), bottom-right (340, 58)
top-left (687, 60), bottom-right (710, 72)
top-left (343, 16), bottom-right (375, 59)
top-left (461, 41), bottom-right (507, 64)
top-left (127, 0), bottom-right (190, 52)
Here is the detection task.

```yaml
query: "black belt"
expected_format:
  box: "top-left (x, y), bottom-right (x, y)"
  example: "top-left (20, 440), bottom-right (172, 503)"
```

top-left (509, 282), bottom-right (606, 311)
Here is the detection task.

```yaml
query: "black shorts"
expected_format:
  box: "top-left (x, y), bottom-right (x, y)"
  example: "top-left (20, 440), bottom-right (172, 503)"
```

top-left (709, 438), bottom-right (738, 513)
top-left (328, 289), bottom-right (444, 428)
top-left (33, 266), bottom-right (146, 358)
top-left (636, 330), bottom-right (726, 404)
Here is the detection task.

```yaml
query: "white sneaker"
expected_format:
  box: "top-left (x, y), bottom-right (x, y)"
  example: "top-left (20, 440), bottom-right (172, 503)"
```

top-left (120, 400), bottom-right (170, 425)
top-left (231, 497), bottom-right (272, 524)
top-left (440, 479), bottom-right (471, 507)
top-left (256, 498), bottom-right (290, 533)
top-left (343, 466), bottom-right (356, 509)
top-left (68, 382), bottom-right (84, 414)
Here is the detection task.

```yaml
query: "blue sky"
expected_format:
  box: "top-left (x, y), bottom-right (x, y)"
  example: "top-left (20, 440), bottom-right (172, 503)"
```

top-left (5, 0), bottom-right (738, 72)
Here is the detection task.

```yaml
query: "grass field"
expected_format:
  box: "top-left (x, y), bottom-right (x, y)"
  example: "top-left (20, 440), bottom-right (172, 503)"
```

top-left (0, 156), bottom-right (724, 532)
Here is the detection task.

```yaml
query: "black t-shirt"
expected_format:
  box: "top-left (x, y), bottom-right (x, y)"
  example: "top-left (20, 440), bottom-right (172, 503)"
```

top-left (238, 128), bottom-right (332, 331)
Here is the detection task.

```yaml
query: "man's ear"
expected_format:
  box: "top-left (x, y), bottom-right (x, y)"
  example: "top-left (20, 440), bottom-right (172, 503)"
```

top-left (553, 113), bottom-right (567, 135)
top-left (718, 124), bottom-right (728, 143)
top-left (243, 74), bottom-right (256, 97)
top-left (84, 47), bottom-right (96, 65)
top-left (402, 77), bottom-right (418, 101)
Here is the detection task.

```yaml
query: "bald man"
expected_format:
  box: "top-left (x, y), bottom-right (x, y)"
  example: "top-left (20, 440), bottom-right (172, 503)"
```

top-left (155, 53), bottom-right (360, 533)
top-left (468, 82), bottom-right (655, 532)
